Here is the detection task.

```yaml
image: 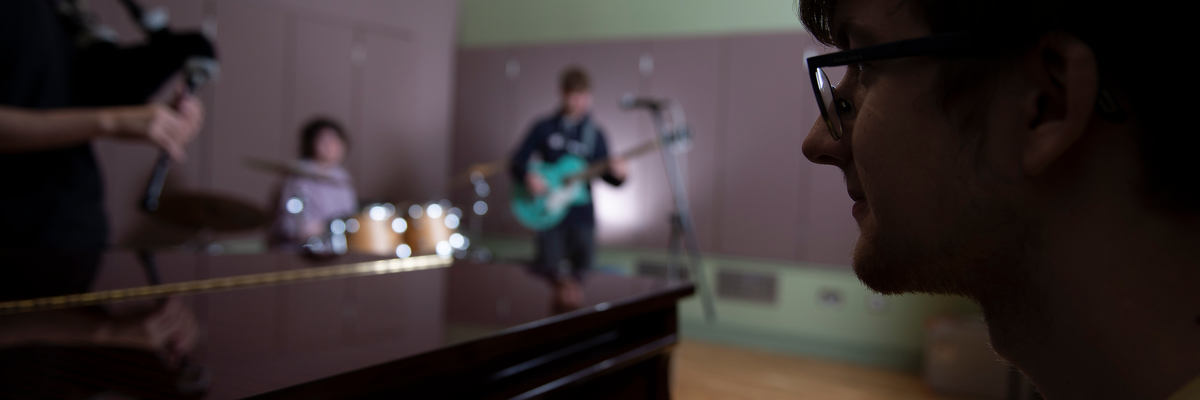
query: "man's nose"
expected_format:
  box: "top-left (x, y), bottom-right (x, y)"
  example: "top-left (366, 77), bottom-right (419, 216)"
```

top-left (802, 118), bottom-right (848, 167)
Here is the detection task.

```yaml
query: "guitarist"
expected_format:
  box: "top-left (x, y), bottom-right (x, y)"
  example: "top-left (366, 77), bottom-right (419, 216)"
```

top-left (510, 66), bottom-right (627, 311)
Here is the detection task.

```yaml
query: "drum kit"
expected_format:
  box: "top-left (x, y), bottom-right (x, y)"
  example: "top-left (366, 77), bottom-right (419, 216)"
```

top-left (143, 157), bottom-right (465, 259)
top-left (338, 200), bottom-right (468, 258)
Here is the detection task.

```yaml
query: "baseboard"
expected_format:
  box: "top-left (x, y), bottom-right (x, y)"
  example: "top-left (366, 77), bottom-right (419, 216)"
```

top-left (679, 319), bottom-right (922, 372)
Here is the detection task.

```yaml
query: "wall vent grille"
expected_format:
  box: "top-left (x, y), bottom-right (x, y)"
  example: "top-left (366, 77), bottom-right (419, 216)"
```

top-left (716, 269), bottom-right (777, 304)
top-left (635, 261), bottom-right (690, 280)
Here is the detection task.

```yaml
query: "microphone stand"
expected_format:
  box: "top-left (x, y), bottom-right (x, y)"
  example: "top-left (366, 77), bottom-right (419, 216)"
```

top-left (121, 0), bottom-right (175, 213)
top-left (141, 65), bottom-right (212, 213)
top-left (626, 99), bottom-right (716, 323)
top-left (116, 0), bottom-right (215, 393)
top-left (124, 0), bottom-right (214, 291)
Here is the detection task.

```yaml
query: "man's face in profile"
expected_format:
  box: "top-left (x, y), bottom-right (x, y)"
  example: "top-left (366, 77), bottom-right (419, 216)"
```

top-left (803, 0), bottom-right (1035, 298)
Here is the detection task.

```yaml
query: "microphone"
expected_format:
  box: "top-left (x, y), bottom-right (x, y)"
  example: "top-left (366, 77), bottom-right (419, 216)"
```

top-left (107, 0), bottom-right (219, 213)
top-left (183, 56), bottom-right (220, 91)
top-left (141, 54), bottom-right (219, 212)
top-left (619, 94), bottom-right (665, 111)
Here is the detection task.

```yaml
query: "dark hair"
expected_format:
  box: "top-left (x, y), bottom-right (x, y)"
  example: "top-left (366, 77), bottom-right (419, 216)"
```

top-left (299, 117), bottom-right (348, 160)
top-left (560, 66), bottom-right (591, 94)
top-left (797, 0), bottom-right (1199, 212)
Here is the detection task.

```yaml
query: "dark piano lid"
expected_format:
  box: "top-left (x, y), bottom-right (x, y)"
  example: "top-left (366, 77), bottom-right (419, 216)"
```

top-left (0, 250), bottom-right (689, 399)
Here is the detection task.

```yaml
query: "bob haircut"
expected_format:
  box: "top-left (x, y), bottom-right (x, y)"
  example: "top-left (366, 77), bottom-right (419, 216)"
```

top-left (299, 117), bottom-right (348, 160)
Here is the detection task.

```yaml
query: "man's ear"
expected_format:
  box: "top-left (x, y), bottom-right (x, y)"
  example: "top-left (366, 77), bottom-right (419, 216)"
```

top-left (1022, 33), bottom-right (1099, 176)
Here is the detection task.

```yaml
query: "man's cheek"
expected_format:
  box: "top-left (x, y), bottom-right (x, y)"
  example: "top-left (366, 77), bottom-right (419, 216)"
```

top-left (854, 122), bottom-right (937, 229)
top-left (849, 108), bottom-right (890, 191)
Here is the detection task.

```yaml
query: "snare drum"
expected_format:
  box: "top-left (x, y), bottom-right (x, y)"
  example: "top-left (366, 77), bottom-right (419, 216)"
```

top-left (343, 203), bottom-right (409, 257)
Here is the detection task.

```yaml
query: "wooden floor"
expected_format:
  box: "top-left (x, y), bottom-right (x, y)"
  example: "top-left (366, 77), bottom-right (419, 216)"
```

top-left (672, 340), bottom-right (973, 400)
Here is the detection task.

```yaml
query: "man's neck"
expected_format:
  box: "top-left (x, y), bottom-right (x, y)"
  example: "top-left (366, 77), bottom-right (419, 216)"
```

top-left (984, 178), bottom-right (1200, 400)
top-left (562, 109), bottom-right (585, 122)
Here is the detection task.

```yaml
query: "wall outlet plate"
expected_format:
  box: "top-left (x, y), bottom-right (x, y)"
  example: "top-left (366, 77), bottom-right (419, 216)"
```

top-left (867, 293), bottom-right (888, 314)
top-left (818, 287), bottom-right (844, 310)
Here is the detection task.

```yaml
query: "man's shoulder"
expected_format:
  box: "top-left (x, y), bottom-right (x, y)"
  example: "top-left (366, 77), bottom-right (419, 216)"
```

top-left (524, 113), bottom-right (562, 136)
top-left (531, 113), bottom-right (561, 128)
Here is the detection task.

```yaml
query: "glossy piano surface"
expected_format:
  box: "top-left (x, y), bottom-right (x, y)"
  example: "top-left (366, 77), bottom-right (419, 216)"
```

top-left (0, 251), bottom-right (692, 399)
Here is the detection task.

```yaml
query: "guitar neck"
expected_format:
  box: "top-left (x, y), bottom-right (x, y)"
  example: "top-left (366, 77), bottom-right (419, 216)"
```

top-left (568, 139), bottom-right (659, 182)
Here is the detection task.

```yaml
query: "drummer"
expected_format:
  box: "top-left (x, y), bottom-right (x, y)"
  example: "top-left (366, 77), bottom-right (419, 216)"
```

top-left (268, 118), bottom-right (358, 250)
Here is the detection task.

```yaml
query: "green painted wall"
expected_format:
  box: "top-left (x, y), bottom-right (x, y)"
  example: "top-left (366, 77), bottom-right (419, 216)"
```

top-left (459, 0), bottom-right (806, 48)
top-left (479, 237), bottom-right (981, 371)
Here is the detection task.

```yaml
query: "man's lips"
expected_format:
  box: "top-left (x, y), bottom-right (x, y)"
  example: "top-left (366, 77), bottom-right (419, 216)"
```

top-left (847, 189), bottom-right (865, 202)
top-left (848, 189), bottom-right (868, 221)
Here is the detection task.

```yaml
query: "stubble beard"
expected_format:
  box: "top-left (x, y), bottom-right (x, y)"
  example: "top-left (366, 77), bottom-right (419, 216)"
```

top-left (851, 197), bottom-right (1042, 305)
top-left (851, 196), bottom-right (1050, 354)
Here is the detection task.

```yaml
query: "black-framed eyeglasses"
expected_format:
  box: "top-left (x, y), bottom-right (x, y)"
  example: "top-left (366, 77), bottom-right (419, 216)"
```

top-left (807, 32), bottom-right (978, 140)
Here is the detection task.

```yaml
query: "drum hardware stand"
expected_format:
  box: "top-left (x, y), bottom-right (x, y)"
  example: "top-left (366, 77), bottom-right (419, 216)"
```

top-left (622, 96), bottom-right (716, 323)
top-left (468, 172), bottom-right (493, 263)
top-left (139, 249), bottom-right (164, 287)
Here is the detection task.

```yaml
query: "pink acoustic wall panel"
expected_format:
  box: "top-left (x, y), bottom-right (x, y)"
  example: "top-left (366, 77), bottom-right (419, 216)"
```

top-left (640, 38), bottom-right (723, 251)
top-left (450, 49), bottom-right (517, 177)
top-left (286, 18), bottom-right (355, 170)
top-left (449, 48), bottom-right (518, 237)
top-left (209, 2), bottom-right (287, 211)
top-left (512, 45), bottom-right (580, 145)
top-left (358, 32), bottom-right (424, 202)
top-left (716, 33), bottom-right (812, 261)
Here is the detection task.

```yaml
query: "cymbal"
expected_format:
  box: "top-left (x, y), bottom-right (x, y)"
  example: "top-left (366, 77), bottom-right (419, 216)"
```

top-left (244, 157), bottom-right (336, 181)
top-left (149, 192), bottom-right (269, 231)
top-left (450, 160), bottom-right (506, 187)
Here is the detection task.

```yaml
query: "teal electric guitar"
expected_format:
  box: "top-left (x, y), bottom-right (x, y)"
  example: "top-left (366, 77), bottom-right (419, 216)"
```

top-left (512, 132), bottom-right (689, 231)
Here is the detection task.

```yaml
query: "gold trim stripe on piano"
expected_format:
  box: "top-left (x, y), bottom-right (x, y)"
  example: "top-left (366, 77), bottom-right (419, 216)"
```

top-left (0, 255), bottom-right (454, 315)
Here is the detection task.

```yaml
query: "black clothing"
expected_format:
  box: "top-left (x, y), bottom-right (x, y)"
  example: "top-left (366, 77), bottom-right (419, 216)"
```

top-left (509, 111), bottom-right (623, 228)
top-left (533, 220), bottom-right (595, 283)
top-left (0, 0), bottom-right (109, 250)
top-left (511, 110), bottom-right (623, 280)
top-left (0, 251), bottom-right (100, 302)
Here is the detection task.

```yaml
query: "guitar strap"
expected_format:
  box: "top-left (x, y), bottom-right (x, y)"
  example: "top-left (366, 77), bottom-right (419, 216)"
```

top-left (581, 118), bottom-right (597, 160)
top-left (560, 115), bottom-right (597, 160)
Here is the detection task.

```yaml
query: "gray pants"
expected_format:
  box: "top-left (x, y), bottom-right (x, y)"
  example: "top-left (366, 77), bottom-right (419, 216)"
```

top-left (533, 221), bottom-right (595, 283)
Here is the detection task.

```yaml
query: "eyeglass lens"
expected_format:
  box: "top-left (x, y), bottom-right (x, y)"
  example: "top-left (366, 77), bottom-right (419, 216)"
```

top-left (814, 65), bottom-right (849, 140)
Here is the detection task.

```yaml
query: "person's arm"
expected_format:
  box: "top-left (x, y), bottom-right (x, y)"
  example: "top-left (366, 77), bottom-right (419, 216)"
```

top-left (511, 123), bottom-right (548, 194)
top-left (593, 129), bottom-right (626, 186)
top-left (0, 299), bottom-right (198, 365)
top-left (0, 96), bottom-right (204, 161)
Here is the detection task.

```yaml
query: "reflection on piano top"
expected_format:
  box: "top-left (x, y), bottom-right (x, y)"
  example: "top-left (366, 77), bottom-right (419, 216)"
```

top-left (0, 254), bottom-right (454, 314)
top-left (0, 251), bottom-right (683, 399)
